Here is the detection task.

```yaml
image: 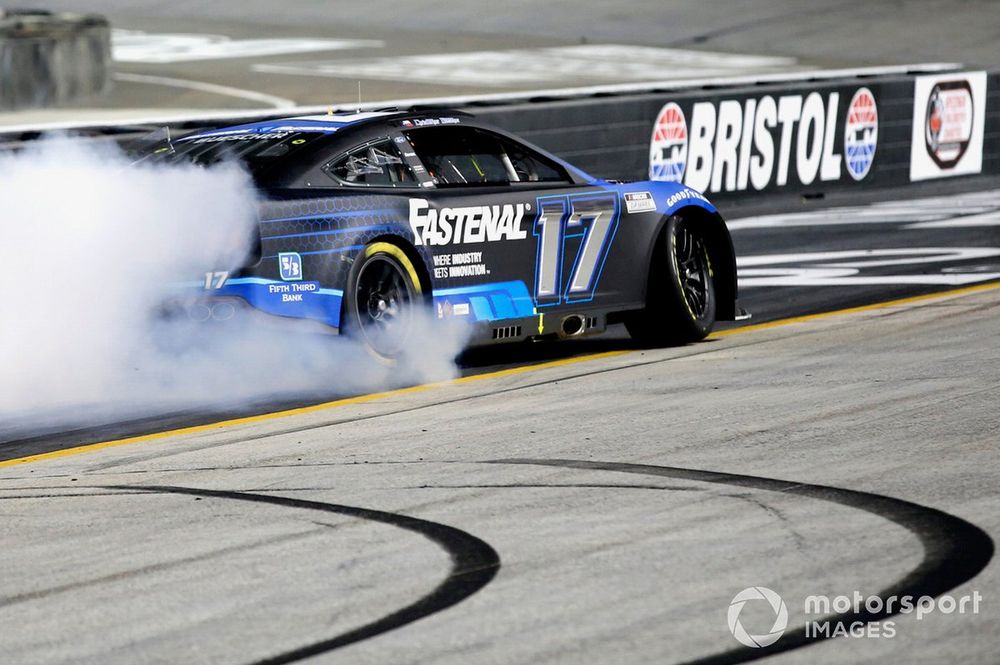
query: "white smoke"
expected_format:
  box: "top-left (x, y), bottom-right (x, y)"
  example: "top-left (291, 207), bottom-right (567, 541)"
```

top-left (0, 137), bottom-right (467, 432)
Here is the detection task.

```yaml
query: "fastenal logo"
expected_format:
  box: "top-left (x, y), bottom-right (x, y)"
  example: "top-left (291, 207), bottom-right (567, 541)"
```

top-left (649, 102), bottom-right (688, 182)
top-left (408, 198), bottom-right (529, 246)
top-left (727, 587), bottom-right (788, 648)
top-left (844, 87), bottom-right (878, 180)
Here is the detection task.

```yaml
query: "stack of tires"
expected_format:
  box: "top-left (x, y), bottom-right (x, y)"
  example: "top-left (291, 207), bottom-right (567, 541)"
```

top-left (0, 9), bottom-right (111, 111)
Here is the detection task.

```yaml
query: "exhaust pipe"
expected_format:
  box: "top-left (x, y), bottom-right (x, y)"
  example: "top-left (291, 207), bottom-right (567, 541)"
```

top-left (187, 302), bottom-right (236, 322)
top-left (560, 314), bottom-right (585, 337)
top-left (187, 304), bottom-right (212, 322)
top-left (211, 303), bottom-right (235, 321)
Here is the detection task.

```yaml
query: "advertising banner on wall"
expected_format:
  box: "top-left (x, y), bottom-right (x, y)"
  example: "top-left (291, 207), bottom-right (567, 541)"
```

top-left (909, 71), bottom-right (987, 181)
top-left (647, 85), bottom-right (880, 195)
top-left (475, 67), bottom-right (988, 198)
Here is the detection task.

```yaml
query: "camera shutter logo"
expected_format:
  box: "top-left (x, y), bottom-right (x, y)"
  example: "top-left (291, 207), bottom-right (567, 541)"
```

top-left (728, 587), bottom-right (788, 648)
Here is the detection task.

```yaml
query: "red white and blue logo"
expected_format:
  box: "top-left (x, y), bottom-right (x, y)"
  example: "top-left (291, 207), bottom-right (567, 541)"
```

top-left (649, 102), bottom-right (688, 182)
top-left (844, 88), bottom-right (878, 181)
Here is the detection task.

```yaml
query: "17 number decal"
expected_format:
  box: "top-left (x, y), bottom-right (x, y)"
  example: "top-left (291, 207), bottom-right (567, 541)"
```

top-left (203, 271), bottom-right (229, 289)
top-left (533, 193), bottom-right (620, 306)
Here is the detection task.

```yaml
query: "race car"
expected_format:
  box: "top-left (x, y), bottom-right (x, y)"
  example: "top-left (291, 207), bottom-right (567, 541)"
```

top-left (135, 110), bottom-right (742, 360)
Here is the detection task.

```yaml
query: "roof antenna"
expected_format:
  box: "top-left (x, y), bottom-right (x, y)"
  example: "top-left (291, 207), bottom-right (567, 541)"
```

top-left (165, 125), bottom-right (175, 153)
top-left (357, 80), bottom-right (362, 114)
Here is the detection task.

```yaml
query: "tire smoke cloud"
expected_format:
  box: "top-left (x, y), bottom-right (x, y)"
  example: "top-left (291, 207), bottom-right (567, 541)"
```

top-left (0, 138), bottom-right (466, 434)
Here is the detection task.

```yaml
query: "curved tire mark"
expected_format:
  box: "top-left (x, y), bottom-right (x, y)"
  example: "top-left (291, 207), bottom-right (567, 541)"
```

top-left (106, 485), bottom-right (500, 665)
top-left (492, 459), bottom-right (993, 664)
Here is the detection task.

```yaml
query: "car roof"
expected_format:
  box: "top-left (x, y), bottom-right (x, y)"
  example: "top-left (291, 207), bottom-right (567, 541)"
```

top-left (177, 110), bottom-right (469, 142)
top-left (166, 108), bottom-right (593, 185)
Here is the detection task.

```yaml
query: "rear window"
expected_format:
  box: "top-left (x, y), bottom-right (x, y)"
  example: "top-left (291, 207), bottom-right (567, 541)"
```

top-left (130, 131), bottom-right (322, 171)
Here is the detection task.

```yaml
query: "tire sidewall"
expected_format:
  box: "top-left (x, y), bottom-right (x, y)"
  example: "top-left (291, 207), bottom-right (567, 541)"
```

top-left (664, 214), bottom-right (716, 339)
top-left (343, 242), bottom-right (423, 362)
top-left (627, 214), bottom-right (717, 345)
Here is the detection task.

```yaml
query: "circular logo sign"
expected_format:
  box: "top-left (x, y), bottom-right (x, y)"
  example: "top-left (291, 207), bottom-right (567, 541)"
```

top-left (925, 81), bottom-right (974, 169)
top-left (728, 586), bottom-right (788, 648)
top-left (844, 87), bottom-right (878, 180)
top-left (649, 102), bottom-right (688, 182)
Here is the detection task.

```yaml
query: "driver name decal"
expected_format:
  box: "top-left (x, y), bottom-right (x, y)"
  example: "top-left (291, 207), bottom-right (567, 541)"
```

top-left (409, 198), bottom-right (529, 246)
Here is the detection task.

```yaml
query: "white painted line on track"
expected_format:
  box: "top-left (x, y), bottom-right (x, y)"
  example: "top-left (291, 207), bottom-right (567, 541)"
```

top-left (253, 44), bottom-right (798, 87)
top-left (728, 189), bottom-right (1000, 231)
top-left (737, 248), bottom-right (1000, 269)
top-left (731, 190), bottom-right (1000, 288)
top-left (739, 273), bottom-right (1000, 286)
top-left (907, 212), bottom-right (1000, 229)
top-left (112, 29), bottom-right (384, 63)
top-left (113, 73), bottom-right (297, 109)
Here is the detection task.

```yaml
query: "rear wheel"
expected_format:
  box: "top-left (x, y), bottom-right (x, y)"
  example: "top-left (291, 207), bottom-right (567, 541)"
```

top-left (626, 214), bottom-right (716, 346)
top-left (343, 242), bottom-right (423, 362)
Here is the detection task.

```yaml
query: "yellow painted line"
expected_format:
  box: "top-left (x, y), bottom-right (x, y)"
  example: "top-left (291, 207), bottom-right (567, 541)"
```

top-left (0, 350), bottom-right (628, 469)
top-left (2, 279), bottom-right (998, 470)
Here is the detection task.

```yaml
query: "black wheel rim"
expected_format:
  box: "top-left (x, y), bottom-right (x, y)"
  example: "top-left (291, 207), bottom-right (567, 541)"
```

top-left (674, 224), bottom-right (711, 319)
top-left (354, 255), bottom-right (415, 356)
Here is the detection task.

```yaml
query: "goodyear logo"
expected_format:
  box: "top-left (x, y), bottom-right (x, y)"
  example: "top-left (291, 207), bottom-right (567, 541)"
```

top-left (665, 188), bottom-right (710, 209)
top-left (409, 198), bottom-right (529, 246)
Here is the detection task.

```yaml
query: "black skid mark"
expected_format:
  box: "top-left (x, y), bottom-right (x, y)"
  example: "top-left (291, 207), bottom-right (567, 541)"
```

top-left (105, 484), bottom-right (500, 665)
top-left (491, 459), bottom-right (993, 665)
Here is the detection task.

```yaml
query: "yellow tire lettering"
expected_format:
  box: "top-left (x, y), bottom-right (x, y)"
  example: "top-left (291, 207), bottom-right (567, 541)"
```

top-left (364, 242), bottom-right (423, 294)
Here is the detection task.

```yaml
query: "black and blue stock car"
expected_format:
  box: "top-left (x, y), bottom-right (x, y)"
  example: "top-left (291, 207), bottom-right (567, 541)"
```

top-left (137, 110), bottom-right (742, 359)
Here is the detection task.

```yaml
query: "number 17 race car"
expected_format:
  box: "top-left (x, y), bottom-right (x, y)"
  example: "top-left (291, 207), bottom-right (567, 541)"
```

top-left (134, 109), bottom-right (742, 360)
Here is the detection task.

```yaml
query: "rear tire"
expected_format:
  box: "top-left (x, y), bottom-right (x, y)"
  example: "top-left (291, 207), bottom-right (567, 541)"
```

top-left (626, 214), bottom-right (716, 346)
top-left (342, 241), bottom-right (423, 362)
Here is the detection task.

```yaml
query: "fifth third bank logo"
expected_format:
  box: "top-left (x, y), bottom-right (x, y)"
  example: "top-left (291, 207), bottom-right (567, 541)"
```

top-left (728, 587), bottom-right (788, 648)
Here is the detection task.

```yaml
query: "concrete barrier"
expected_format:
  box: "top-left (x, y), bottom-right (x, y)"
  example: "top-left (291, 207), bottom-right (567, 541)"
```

top-left (0, 9), bottom-right (111, 111)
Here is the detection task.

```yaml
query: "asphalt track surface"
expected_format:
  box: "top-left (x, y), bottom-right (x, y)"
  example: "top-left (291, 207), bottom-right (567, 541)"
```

top-left (3, 2), bottom-right (1000, 663)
